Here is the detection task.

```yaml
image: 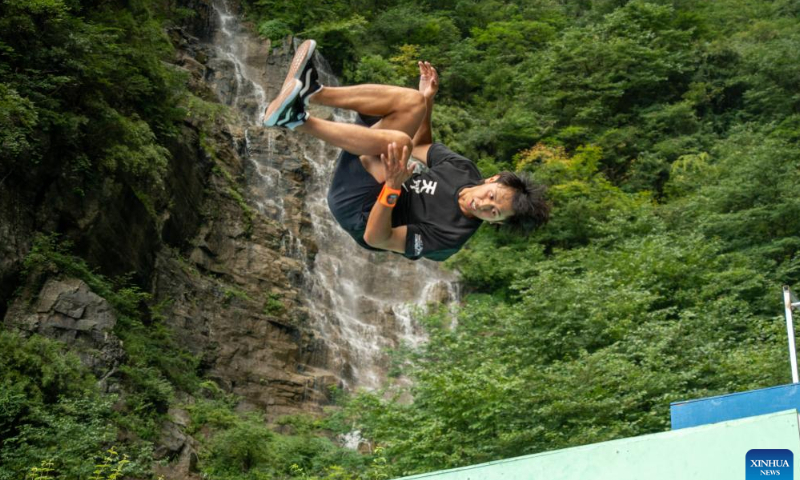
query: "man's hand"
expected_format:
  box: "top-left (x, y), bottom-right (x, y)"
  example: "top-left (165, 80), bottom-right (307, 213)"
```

top-left (412, 62), bottom-right (438, 158)
top-left (363, 142), bottom-right (413, 253)
top-left (418, 61), bottom-right (439, 99)
top-left (382, 142), bottom-right (415, 190)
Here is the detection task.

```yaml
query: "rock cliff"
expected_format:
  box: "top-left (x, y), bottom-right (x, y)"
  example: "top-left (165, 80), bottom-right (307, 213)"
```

top-left (2, 0), bottom-right (456, 428)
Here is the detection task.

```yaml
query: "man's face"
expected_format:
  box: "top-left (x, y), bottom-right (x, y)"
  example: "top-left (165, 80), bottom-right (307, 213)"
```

top-left (462, 175), bottom-right (515, 223)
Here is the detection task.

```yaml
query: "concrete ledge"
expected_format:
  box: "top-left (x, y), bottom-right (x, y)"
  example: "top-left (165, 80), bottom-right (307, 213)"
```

top-left (397, 410), bottom-right (800, 480)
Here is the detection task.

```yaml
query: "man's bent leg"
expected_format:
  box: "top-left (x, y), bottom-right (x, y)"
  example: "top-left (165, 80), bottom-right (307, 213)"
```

top-left (309, 85), bottom-right (425, 139)
top-left (296, 117), bottom-right (412, 158)
top-left (302, 85), bottom-right (423, 184)
top-left (296, 117), bottom-right (410, 183)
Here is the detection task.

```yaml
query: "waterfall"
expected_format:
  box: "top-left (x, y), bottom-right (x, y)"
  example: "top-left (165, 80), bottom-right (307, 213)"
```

top-left (206, 2), bottom-right (459, 390)
top-left (211, 0), bottom-right (268, 123)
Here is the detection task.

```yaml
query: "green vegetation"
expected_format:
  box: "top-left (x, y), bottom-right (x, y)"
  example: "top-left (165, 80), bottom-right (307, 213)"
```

top-left (86, 448), bottom-right (130, 480)
top-left (1, 235), bottom-right (199, 478)
top-left (0, 0), bottom-right (186, 190)
top-left (23, 235), bottom-right (201, 397)
top-left (227, 186), bottom-right (257, 237)
top-left (264, 293), bottom-right (287, 316)
top-left (240, 0), bottom-right (800, 477)
top-left (223, 286), bottom-right (251, 304)
top-left (0, 331), bottom-right (116, 479)
top-left (183, 387), bottom-right (384, 480)
top-left (5, 240), bottom-right (371, 479)
top-left (4, 0), bottom-right (800, 478)
top-left (24, 448), bottom-right (132, 480)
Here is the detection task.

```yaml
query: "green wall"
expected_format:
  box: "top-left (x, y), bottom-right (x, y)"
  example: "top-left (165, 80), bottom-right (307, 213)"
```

top-left (398, 410), bottom-right (800, 480)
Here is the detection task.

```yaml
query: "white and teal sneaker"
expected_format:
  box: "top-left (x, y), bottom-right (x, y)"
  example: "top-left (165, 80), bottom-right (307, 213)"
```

top-left (263, 79), bottom-right (308, 130)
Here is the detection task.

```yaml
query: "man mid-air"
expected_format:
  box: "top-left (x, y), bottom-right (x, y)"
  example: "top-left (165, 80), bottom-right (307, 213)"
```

top-left (263, 40), bottom-right (549, 261)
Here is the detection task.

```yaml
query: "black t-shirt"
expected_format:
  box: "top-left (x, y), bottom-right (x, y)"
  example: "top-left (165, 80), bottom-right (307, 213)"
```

top-left (391, 143), bottom-right (483, 261)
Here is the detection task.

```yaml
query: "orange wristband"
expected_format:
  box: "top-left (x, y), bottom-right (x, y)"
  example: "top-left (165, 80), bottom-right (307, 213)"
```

top-left (378, 184), bottom-right (401, 207)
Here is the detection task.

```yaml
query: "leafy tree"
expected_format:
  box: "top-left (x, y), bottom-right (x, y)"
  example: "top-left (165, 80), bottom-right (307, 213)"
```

top-left (0, 332), bottom-right (116, 480)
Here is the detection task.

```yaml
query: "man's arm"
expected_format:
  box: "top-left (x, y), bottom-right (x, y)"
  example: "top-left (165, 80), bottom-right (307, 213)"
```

top-left (412, 61), bottom-right (438, 163)
top-left (363, 142), bottom-right (415, 253)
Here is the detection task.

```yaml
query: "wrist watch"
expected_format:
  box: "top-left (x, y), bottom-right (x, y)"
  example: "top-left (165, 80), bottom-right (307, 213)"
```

top-left (378, 184), bottom-right (401, 207)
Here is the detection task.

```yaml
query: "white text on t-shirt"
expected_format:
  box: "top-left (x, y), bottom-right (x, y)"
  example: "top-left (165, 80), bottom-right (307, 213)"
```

top-left (406, 178), bottom-right (437, 195)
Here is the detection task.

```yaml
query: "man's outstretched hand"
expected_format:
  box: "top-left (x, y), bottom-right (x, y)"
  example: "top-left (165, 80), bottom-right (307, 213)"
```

top-left (418, 61), bottom-right (439, 99)
top-left (382, 142), bottom-right (415, 190)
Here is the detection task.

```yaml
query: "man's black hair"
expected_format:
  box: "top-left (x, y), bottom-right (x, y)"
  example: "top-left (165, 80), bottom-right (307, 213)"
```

top-left (493, 171), bottom-right (550, 235)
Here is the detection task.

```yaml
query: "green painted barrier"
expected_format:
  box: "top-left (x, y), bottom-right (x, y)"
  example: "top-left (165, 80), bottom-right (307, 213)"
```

top-left (397, 410), bottom-right (800, 480)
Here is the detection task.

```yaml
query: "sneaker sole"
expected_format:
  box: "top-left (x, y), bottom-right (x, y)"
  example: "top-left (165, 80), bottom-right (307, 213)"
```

top-left (282, 39), bottom-right (316, 90)
top-left (264, 79), bottom-right (302, 127)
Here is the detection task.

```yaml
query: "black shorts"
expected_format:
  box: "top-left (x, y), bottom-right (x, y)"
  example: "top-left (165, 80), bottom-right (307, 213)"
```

top-left (326, 114), bottom-right (384, 251)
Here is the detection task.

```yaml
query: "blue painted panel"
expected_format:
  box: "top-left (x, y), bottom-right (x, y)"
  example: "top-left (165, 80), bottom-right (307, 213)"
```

top-left (671, 383), bottom-right (800, 429)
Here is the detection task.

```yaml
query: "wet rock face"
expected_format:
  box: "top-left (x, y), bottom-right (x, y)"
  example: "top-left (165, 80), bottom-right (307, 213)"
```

top-left (152, 239), bottom-right (333, 418)
top-left (0, 186), bottom-right (34, 320)
top-left (2, 0), bottom-right (457, 428)
top-left (157, 0), bottom-right (460, 403)
top-left (0, 175), bottom-right (160, 318)
top-left (162, 125), bottom-right (214, 249)
top-left (74, 181), bottom-right (161, 285)
top-left (177, 0), bottom-right (216, 42)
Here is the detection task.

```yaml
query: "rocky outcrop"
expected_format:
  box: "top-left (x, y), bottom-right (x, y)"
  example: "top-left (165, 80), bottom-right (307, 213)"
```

top-left (5, 277), bottom-right (124, 381)
top-left (153, 408), bottom-right (202, 480)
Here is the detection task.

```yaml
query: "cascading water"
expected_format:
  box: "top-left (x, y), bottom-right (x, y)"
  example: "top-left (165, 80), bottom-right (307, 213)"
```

top-left (207, 1), bottom-right (287, 221)
top-left (210, 0), bottom-right (267, 121)
top-left (206, 2), bottom-right (459, 390)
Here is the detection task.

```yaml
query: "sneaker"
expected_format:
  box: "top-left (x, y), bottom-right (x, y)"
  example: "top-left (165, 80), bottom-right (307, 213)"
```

top-left (263, 79), bottom-right (308, 130)
top-left (282, 39), bottom-right (316, 90)
top-left (299, 63), bottom-right (323, 106)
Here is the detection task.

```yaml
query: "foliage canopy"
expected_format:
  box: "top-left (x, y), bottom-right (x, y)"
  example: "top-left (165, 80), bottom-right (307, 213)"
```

top-left (3, 0), bottom-right (800, 478)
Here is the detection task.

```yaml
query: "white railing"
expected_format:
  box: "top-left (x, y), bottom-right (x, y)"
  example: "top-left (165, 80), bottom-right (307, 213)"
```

top-left (782, 286), bottom-right (800, 383)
